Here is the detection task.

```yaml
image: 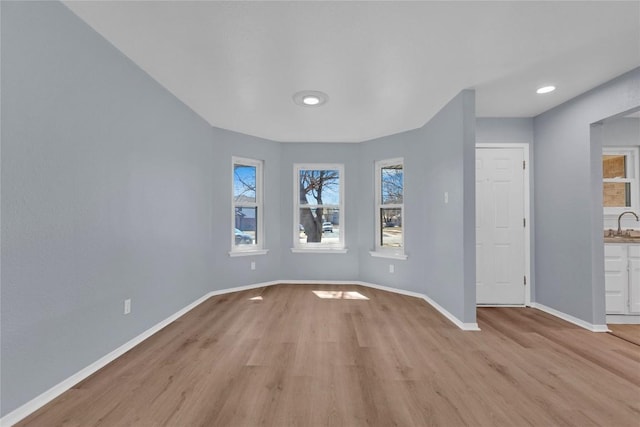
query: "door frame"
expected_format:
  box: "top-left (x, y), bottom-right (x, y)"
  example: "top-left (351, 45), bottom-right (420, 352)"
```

top-left (476, 143), bottom-right (532, 307)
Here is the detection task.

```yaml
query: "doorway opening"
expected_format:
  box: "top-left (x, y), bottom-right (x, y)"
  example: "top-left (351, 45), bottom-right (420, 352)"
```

top-left (599, 108), bottom-right (640, 327)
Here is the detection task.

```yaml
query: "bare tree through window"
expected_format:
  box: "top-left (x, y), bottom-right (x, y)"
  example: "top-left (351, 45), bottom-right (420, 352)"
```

top-left (299, 169), bottom-right (340, 242)
top-left (376, 159), bottom-right (404, 253)
top-left (232, 159), bottom-right (262, 249)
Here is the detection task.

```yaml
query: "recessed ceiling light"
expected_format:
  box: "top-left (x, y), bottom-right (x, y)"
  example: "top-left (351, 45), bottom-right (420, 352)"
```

top-left (536, 85), bottom-right (556, 94)
top-left (293, 91), bottom-right (328, 107)
top-left (302, 95), bottom-right (320, 105)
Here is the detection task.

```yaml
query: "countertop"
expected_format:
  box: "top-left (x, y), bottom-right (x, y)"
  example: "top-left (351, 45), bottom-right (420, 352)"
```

top-left (604, 230), bottom-right (640, 244)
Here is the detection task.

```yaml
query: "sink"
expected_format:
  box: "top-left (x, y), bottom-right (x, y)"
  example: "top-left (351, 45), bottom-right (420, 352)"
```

top-left (604, 230), bottom-right (640, 243)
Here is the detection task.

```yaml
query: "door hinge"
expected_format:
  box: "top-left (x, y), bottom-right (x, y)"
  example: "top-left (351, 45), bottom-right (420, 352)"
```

top-left (524, 275), bottom-right (527, 286)
top-left (523, 218), bottom-right (526, 227)
top-left (523, 160), bottom-right (526, 170)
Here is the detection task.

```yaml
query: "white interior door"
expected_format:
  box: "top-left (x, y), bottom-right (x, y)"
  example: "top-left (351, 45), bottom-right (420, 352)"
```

top-left (476, 147), bottom-right (526, 305)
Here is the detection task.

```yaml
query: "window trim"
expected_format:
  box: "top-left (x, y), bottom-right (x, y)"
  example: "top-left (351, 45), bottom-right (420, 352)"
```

top-left (230, 156), bottom-right (266, 256)
top-left (293, 163), bottom-right (346, 252)
top-left (371, 157), bottom-right (407, 260)
top-left (603, 147), bottom-right (639, 217)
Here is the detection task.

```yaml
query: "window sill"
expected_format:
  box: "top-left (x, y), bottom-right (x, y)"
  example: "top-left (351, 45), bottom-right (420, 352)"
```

top-left (291, 248), bottom-right (348, 254)
top-left (369, 251), bottom-right (408, 260)
top-left (228, 249), bottom-right (269, 257)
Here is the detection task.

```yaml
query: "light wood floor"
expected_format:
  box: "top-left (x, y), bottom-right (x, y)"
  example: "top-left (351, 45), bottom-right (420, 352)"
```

top-left (17, 284), bottom-right (640, 426)
top-left (608, 324), bottom-right (640, 346)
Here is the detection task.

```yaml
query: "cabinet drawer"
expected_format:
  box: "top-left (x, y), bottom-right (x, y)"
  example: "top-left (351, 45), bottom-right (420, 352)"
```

top-left (605, 244), bottom-right (626, 257)
top-left (629, 245), bottom-right (640, 258)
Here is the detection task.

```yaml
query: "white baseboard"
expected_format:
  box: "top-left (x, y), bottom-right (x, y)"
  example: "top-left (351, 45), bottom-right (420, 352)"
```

top-left (0, 282), bottom-right (276, 427)
top-left (477, 304), bottom-right (526, 308)
top-left (1, 292), bottom-right (204, 426)
top-left (420, 292), bottom-right (481, 331)
top-left (276, 280), bottom-right (479, 331)
top-left (277, 279), bottom-right (362, 286)
top-left (0, 279), bottom-right (475, 426)
top-left (355, 281), bottom-right (480, 331)
top-left (531, 302), bottom-right (610, 332)
top-left (208, 280), bottom-right (279, 296)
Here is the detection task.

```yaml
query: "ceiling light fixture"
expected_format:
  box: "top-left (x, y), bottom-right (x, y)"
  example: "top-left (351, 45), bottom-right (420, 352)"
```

top-left (303, 95), bottom-right (321, 105)
top-left (536, 85), bottom-right (556, 94)
top-left (293, 90), bottom-right (328, 107)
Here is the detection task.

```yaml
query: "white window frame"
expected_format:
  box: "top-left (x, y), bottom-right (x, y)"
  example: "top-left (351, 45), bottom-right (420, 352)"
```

top-left (603, 147), bottom-right (639, 218)
top-left (370, 158), bottom-right (407, 260)
top-left (292, 163), bottom-right (346, 253)
top-left (230, 157), bottom-right (267, 257)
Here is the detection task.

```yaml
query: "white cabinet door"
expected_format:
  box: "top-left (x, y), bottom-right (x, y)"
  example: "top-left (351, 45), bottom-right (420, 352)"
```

top-left (628, 245), bottom-right (640, 314)
top-left (605, 244), bottom-right (628, 314)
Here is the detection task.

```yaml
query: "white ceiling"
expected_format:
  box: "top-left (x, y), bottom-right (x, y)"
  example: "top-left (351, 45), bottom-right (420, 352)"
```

top-left (63, 1), bottom-right (640, 143)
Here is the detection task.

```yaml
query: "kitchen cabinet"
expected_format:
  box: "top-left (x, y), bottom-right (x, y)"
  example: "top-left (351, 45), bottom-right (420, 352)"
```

top-left (629, 245), bottom-right (640, 313)
top-left (605, 243), bottom-right (640, 315)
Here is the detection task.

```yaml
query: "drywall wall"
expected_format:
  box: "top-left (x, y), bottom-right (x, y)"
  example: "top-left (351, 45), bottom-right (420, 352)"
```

top-left (208, 127), bottom-right (283, 288)
top-left (3, 2), bottom-right (479, 418)
top-left (1, 1), bottom-right (218, 416)
top-left (475, 118), bottom-right (536, 301)
top-left (533, 67), bottom-right (640, 326)
top-left (358, 91), bottom-right (477, 324)
top-left (355, 128), bottom-right (418, 293)
top-left (603, 116), bottom-right (640, 147)
top-left (278, 143), bottom-right (361, 281)
top-left (476, 118), bottom-right (533, 145)
top-left (11, 0), bottom-right (637, 419)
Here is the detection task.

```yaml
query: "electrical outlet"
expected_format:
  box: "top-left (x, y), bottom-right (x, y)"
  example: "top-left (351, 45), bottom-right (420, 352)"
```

top-left (124, 299), bottom-right (131, 315)
top-left (250, 261), bottom-right (256, 271)
top-left (389, 264), bottom-right (395, 274)
top-left (444, 191), bottom-right (449, 204)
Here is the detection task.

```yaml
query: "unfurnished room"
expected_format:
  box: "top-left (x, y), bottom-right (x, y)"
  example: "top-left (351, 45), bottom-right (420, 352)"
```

top-left (1, 1), bottom-right (640, 426)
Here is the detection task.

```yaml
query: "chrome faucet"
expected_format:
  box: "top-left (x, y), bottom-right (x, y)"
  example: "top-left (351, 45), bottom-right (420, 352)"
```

top-left (617, 211), bottom-right (639, 235)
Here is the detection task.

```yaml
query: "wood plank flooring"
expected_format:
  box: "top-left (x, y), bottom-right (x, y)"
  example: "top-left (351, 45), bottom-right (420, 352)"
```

top-left (608, 324), bottom-right (640, 346)
top-left (16, 284), bottom-right (640, 426)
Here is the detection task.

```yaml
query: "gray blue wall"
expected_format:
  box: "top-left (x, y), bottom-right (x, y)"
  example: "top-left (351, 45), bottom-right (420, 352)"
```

top-left (209, 127), bottom-right (283, 288)
top-left (475, 118), bottom-right (536, 302)
top-left (358, 91), bottom-right (477, 324)
top-left (357, 129), bottom-right (420, 292)
top-left (1, 2), bottom-right (477, 417)
top-left (5, 0), bottom-right (637, 420)
top-left (279, 143), bottom-right (361, 281)
top-left (1, 0), bottom-right (218, 416)
top-left (476, 118), bottom-right (534, 145)
top-left (533, 68), bottom-right (640, 325)
top-left (603, 116), bottom-right (640, 147)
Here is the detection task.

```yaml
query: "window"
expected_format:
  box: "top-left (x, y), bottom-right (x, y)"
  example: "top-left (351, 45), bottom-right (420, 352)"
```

top-left (603, 148), bottom-right (639, 216)
top-left (371, 158), bottom-right (406, 259)
top-left (293, 164), bottom-right (345, 252)
top-left (230, 157), bottom-right (266, 256)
